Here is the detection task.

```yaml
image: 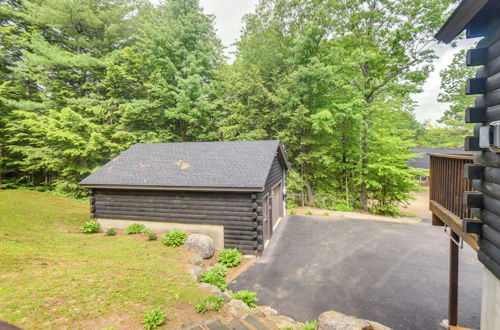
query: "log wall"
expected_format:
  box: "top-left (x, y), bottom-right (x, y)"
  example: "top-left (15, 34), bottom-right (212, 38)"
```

top-left (90, 189), bottom-right (260, 255)
top-left (465, 17), bottom-right (500, 279)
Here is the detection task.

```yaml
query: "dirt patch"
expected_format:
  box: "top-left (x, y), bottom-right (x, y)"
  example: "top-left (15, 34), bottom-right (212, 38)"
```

top-left (398, 190), bottom-right (432, 219)
top-left (74, 312), bottom-right (141, 330)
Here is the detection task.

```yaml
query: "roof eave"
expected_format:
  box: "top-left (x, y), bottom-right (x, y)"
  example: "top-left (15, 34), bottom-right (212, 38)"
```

top-left (80, 184), bottom-right (264, 193)
top-left (434, 0), bottom-right (489, 43)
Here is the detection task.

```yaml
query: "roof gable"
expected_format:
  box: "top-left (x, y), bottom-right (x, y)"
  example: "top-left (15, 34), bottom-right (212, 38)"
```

top-left (80, 140), bottom-right (285, 191)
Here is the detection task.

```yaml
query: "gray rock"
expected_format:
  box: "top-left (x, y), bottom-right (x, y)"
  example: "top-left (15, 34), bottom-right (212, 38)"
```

top-left (189, 253), bottom-right (204, 266)
top-left (188, 264), bottom-right (203, 281)
top-left (318, 311), bottom-right (373, 330)
top-left (198, 283), bottom-right (231, 302)
top-left (266, 315), bottom-right (299, 329)
top-left (185, 234), bottom-right (214, 259)
top-left (225, 299), bottom-right (251, 318)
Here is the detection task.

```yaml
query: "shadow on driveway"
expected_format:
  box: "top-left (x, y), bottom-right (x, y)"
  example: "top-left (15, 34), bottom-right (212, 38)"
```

top-left (230, 215), bottom-right (482, 330)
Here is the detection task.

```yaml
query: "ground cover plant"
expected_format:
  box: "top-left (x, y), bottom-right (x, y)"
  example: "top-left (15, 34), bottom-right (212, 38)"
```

top-left (0, 190), bottom-right (208, 329)
top-left (195, 296), bottom-right (224, 313)
top-left (232, 290), bottom-right (258, 308)
top-left (200, 264), bottom-right (228, 291)
top-left (217, 248), bottom-right (242, 268)
top-left (163, 230), bottom-right (188, 247)
top-left (80, 220), bottom-right (101, 233)
top-left (143, 308), bottom-right (166, 329)
top-left (125, 223), bottom-right (147, 235)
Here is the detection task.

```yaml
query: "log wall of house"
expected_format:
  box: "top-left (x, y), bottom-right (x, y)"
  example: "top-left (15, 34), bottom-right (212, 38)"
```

top-left (90, 189), bottom-right (260, 255)
top-left (465, 17), bottom-right (500, 279)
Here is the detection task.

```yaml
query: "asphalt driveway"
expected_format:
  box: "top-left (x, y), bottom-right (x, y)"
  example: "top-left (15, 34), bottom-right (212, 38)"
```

top-left (230, 215), bottom-right (482, 330)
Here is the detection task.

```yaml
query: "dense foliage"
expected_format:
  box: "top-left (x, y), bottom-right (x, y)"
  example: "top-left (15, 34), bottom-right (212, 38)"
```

top-left (0, 0), bottom-right (461, 215)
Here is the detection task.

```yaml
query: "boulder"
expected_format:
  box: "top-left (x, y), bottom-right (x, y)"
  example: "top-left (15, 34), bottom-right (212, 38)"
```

top-left (187, 264), bottom-right (203, 281)
top-left (266, 315), bottom-right (299, 329)
top-left (318, 311), bottom-right (374, 330)
top-left (198, 283), bottom-right (231, 302)
top-left (189, 253), bottom-right (204, 266)
top-left (256, 305), bottom-right (278, 316)
top-left (225, 299), bottom-right (251, 318)
top-left (184, 234), bottom-right (214, 259)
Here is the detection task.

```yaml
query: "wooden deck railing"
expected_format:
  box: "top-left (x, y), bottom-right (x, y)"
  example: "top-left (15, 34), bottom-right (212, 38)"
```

top-left (429, 152), bottom-right (478, 251)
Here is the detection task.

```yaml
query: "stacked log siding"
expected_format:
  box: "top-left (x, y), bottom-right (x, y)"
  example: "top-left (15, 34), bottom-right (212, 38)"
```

top-left (465, 16), bottom-right (500, 279)
top-left (91, 189), bottom-right (260, 255)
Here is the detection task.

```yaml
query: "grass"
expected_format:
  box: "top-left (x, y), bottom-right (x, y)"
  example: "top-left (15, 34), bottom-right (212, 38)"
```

top-left (0, 190), bottom-right (208, 329)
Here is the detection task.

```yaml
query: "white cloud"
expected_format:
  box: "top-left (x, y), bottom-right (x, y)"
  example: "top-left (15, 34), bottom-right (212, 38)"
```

top-left (199, 0), bottom-right (259, 60)
top-left (412, 38), bottom-right (478, 123)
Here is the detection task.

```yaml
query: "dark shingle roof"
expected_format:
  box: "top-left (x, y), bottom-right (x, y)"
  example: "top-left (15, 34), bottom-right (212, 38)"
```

top-left (80, 140), bottom-right (285, 191)
top-left (409, 148), bottom-right (471, 169)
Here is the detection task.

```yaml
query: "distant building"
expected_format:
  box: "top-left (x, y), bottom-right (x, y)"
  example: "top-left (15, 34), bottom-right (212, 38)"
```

top-left (409, 148), bottom-right (470, 184)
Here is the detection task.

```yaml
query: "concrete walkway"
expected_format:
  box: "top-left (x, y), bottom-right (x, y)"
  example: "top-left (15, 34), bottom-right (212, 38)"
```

top-left (230, 215), bottom-right (482, 330)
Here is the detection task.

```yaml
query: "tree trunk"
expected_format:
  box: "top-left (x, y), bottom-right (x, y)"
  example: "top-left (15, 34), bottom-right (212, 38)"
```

top-left (305, 180), bottom-right (314, 205)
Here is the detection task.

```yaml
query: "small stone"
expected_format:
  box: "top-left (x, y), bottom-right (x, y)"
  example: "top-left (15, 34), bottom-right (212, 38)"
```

top-left (185, 234), bottom-right (215, 259)
top-left (220, 291), bottom-right (232, 302)
top-left (189, 253), bottom-right (204, 266)
top-left (225, 299), bottom-right (251, 318)
top-left (188, 264), bottom-right (203, 281)
top-left (318, 311), bottom-right (373, 330)
top-left (256, 306), bottom-right (278, 316)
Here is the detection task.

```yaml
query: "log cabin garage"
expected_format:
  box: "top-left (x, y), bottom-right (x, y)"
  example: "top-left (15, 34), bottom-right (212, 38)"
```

top-left (80, 140), bottom-right (288, 255)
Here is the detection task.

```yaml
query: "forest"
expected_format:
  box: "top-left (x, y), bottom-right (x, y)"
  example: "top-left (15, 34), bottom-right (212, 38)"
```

top-left (0, 0), bottom-right (472, 215)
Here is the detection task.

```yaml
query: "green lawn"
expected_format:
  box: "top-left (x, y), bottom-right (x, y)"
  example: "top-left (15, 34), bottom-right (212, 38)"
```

top-left (0, 190), bottom-right (208, 329)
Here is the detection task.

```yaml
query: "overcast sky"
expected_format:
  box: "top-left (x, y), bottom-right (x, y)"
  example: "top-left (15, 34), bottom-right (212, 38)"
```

top-left (199, 0), bottom-right (474, 123)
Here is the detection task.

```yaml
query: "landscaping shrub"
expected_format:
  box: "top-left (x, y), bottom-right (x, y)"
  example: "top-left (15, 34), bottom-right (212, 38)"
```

top-left (144, 231), bottom-right (157, 241)
top-left (143, 308), bottom-right (165, 329)
top-left (195, 296), bottom-right (224, 313)
top-left (290, 209), bottom-right (297, 215)
top-left (162, 230), bottom-right (187, 247)
top-left (300, 320), bottom-right (318, 330)
top-left (125, 223), bottom-right (146, 235)
top-left (200, 264), bottom-right (228, 291)
top-left (218, 248), bottom-right (242, 268)
top-left (232, 290), bottom-right (258, 308)
top-left (105, 228), bottom-right (117, 236)
top-left (305, 210), bottom-right (313, 215)
top-left (80, 220), bottom-right (101, 233)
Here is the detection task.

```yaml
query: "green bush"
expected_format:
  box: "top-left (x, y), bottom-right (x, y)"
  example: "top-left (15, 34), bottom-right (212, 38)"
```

top-left (105, 228), bottom-right (117, 236)
top-left (300, 320), bottom-right (318, 330)
top-left (232, 290), bottom-right (258, 308)
top-left (195, 296), bottom-right (224, 313)
top-left (200, 264), bottom-right (228, 291)
top-left (322, 211), bottom-right (329, 216)
top-left (218, 248), bottom-right (242, 268)
top-left (290, 209), bottom-right (297, 215)
top-left (162, 229), bottom-right (187, 247)
top-left (371, 204), bottom-right (399, 217)
top-left (333, 199), bottom-right (353, 212)
top-left (80, 220), bottom-right (101, 233)
top-left (144, 231), bottom-right (158, 241)
top-left (125, 223), bottom-right (146, 235)
top-left (305, 210), bottom-right (313, 216)
top-left (143, 308), bottom-right (165, 329)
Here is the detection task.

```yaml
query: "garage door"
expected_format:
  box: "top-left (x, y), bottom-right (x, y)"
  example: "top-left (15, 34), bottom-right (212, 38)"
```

top-left (271, 183), bottom-right (282, 228)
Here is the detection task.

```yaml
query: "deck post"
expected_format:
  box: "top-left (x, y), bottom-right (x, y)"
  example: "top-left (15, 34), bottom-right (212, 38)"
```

top-left (449, 230), bottom-right (459, 327)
